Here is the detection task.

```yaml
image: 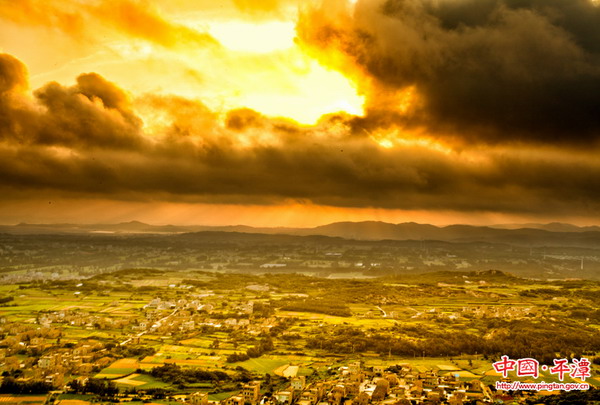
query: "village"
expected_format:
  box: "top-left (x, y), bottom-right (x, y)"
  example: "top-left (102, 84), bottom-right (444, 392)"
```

top-left (0, 317), bottom-right (505, 405)
top-left (0, 325), bottom-right (558, 405)
top-left (0, 269), bottom-right (597, 405)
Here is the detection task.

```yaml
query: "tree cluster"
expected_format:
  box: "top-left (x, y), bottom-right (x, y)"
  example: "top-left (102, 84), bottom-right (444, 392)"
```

top-left (67, 378), bottom-right (118, 397)
top-left (144, 363), bottom-right (229, 386)
top-left (226, 336), bottom-right (274, 363)
top-left (305, 321), bottom-right (600, 361)
top-left (0, 378), bottom-right (53, 394)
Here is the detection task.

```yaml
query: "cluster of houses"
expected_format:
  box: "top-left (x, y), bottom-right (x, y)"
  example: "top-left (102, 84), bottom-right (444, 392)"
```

top-left (37, 309), bottom-right (131, 329)
top-left (26, 295), bottom-right (277, 338)
top-left (405, 305), bottom-right (541, 322)
top-left (0, 313), bottom-right (497, 405)
top-left (0, 321), bottom-right (111, 388)
top-left (0, 311), bottom-right (571, 405)
top-left (0, 294), bottom-right (282, 389)
top-left (136, 298), bottom-right (278, 335)
top-left (182, 362), bottom-right (494, 405)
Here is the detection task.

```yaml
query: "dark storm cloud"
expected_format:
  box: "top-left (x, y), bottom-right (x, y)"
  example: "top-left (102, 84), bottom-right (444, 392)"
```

top-left (0, 56), bottom-right (145, 150)
top-left (297, 0), bottom-right (600, 144)
top-left (37, 73), bottom-right (145, 149)
top-left (2, 52), bottom-right (600, 216)
top-left (0, 54), bottom-right (31, 140)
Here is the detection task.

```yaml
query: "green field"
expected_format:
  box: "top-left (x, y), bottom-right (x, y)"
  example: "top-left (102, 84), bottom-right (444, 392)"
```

top-left (234, 357), bottom-right (289, 374)
top-left (208, 391), bottom-right (239, 401)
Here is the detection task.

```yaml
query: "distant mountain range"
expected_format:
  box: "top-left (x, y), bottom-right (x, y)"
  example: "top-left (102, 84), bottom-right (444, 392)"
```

top-left (490, 222), bottom-right (600, 233)
top-left (2, 220), bottom-right (600, 248)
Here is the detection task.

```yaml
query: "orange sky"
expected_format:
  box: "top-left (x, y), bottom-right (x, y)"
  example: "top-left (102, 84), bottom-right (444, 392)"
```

top-left (1, 0), bottom-right (600, 227)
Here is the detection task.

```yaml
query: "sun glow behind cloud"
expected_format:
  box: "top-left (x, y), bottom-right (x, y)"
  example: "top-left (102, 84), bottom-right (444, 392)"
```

top-left (233, 58), bottom-right (364, 123)
top-left (113, 40), bottom-right (365, 126)
top-left (136, 12), bottom-right (366, 125)
top-left (91, 9), bottom-right (366, 131)
top-left (191, 18), bottom-right (365, 124)
top-left (208, 20), bottom-right (295, 53)
top-left (17, 2), bottom-right (366, 126)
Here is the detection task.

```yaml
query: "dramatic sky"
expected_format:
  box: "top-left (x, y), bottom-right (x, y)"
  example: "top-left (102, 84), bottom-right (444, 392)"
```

top-left (1, 0), bottom-right (600, 226)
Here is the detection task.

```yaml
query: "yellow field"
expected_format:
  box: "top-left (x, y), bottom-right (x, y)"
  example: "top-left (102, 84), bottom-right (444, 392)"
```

top-left (114, 374), bottom-right (147, 386)
top-left (0, 395), bottom-right (47, 403)
top-left (57, 400), bottom-right (91, 405)
top-left (110, 358), bottom-right (140, 368)
top-left (437, 364), bottom-right (462, 371)
top-left (141, 356), bottom-right (213, 366)
top-left (273, 364), bottom-right (299, 377)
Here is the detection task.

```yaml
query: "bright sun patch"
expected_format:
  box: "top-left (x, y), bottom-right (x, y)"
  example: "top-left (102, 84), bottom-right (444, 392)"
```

top-left (104, 13), bottom-right (369, 125)
top-left (235, 58), bottom-right (364, 124)
top-left (183, 18), bottom-right (365, 124)
top-left (208, 21), bottom-right (296, 54)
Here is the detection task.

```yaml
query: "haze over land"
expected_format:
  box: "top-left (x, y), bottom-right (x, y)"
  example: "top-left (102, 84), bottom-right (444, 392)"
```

top-left (2, 220), bottom-right (600, 280)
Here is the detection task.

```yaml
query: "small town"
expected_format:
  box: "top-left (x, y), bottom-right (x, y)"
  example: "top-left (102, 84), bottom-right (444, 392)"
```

top-left (0, 268), bottom-right (598, 405)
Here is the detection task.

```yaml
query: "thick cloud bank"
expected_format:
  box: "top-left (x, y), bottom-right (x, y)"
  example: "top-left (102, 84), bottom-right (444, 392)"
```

top-left (1, 51), bottom-right (600, 217)
top-left (298, 0), bottom-right (600, 145)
